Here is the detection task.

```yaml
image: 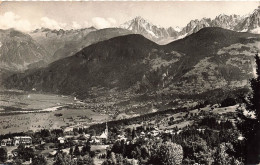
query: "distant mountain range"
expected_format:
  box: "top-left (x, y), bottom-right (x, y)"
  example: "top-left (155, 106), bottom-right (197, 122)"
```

top-left (0, 27), bottom-right (132, 72)
top-left (30, 27), bottom-right (132, 62)
top-left (0, 29), bottom-right (50, 71)
top-left (0, 6), bottom-right (259, 73)
top-left (30, 27), bottom-right (97, 59)
top-left (120, 6), bottom-right (260, 43)
top-left (4, 28), bottom-right (260, 98)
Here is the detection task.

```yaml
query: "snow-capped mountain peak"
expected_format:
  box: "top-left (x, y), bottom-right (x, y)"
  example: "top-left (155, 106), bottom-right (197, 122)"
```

top-left (173, 26), bottom-right (181, 32)
top-left (235, 5), bottom-right (260, 33)
top-left (120, 16), bottom-right (180, 40)
top-left (120, 6), bottom-right (260, 43)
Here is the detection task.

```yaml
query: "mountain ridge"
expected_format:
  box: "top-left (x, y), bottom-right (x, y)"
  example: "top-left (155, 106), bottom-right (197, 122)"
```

top-left (4, 27), bottom-right (260, 98)
top-left (119, 6), bottom-right (260, 43)
top-left (0, 29), bottom-right (50, 71)
top-left (30, 27), bottom-right (133, 63)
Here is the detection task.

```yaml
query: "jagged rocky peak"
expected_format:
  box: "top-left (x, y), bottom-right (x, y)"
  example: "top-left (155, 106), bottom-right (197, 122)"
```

top-left (233, 6), bottom-right (260, 33)
top-left (180, 18), bottom-right (211, 35)
top-left (120, 16), bottom-right (180, 41)
top-left (120, 16), bottom-right (148, 30)
top-left (212, 14), bottom-right (243, 29)
top-left (133, 16), bottom-right (150, 23)
top-left (120, 16), bottom-right (161, 33)
top-left (248, 6), bottom-right (260, 30)
top-left (167, 26), bottom-right (181, 33)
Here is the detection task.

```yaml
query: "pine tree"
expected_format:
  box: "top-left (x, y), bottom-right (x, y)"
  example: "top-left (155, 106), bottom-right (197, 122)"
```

top-left (0, 147), bottom-right (7, 163)
top-left (74, 145), bottom-right (80, 156)
top-left (237, 53), bottom-right (260, 164)
top-left (131, 129), bottom-right (136, 139)
top-left (81, 142), bottom-right (91, 156)
top-left (69, 147), bottom-right (73, 155)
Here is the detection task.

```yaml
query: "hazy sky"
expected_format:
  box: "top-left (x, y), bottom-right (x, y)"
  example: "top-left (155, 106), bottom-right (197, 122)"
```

top-left (0, 1), bottom-right (258, 31)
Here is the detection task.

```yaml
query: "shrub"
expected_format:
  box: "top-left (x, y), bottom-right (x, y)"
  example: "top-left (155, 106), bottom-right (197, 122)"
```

top-left (148, 142), bottom-right (183, 165)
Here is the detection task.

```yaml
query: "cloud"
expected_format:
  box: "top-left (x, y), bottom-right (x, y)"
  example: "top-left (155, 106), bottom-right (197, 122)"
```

top-left (91, 17), bottom-right (117, 29)
top-left (72, 21), bottom-right (81, 29)
top-left (40, 17), bottom-right (67, 30)
top-left (0, 12), bottom-right (69, 31)
top-left (107, 18), bottom-right (117, 25)
top-left (40, 17), bottom-right (117, 30)
top-left (0, 11), bottom-right (117, 31)
top-left (84, 21), bottom-right (89, 28)
top-left (41, 18), bottom-right (84, 30)
top-left (0, 12), bottom-right (33, 31)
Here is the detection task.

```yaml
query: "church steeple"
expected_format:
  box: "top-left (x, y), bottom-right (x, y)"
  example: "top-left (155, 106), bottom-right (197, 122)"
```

top-left (105, 121), bottom-right (108, 137)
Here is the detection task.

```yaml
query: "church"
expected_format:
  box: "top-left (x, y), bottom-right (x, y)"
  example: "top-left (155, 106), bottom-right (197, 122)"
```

top-left (91, 122), bottom-right (108, 144)
top-left (99, 122), bottom-right (108, 140)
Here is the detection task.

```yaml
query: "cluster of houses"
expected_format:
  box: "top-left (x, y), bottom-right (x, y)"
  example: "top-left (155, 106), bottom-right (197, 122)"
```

top-left (1, 136), bottom-right (32, 147)
top-left (58, 123), bottom-right (109, 145)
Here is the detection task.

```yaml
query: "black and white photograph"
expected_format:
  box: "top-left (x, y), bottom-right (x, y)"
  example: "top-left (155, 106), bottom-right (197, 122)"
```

top-left (0, 1), bottom-right (259, 164)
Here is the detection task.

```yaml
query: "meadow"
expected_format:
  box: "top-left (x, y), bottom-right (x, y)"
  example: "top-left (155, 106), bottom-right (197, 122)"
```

top-left (0, 90), bottom-right (109, 134)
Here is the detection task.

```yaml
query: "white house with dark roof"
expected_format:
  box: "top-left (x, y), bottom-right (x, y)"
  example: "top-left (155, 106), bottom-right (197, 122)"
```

top-left (13, 136), bottom-right (32, 146)
top-left (1, 138), bottom-right (12, 146)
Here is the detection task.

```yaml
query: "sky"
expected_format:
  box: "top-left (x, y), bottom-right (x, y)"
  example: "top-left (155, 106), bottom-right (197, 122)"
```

top-left (0, 1), bottom-right (258, 31)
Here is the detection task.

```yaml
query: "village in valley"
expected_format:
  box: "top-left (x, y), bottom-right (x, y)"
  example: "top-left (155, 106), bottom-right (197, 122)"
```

top-left (0, 100), bottom-right (242, 165)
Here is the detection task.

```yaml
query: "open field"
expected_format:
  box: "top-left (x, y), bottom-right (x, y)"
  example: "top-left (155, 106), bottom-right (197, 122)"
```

top-left (0, 107), bottom-right (109, 134)
top-left (0, 90), bottom-right (74, 111)
top-left (0, 90), bottom-right (110, 134)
